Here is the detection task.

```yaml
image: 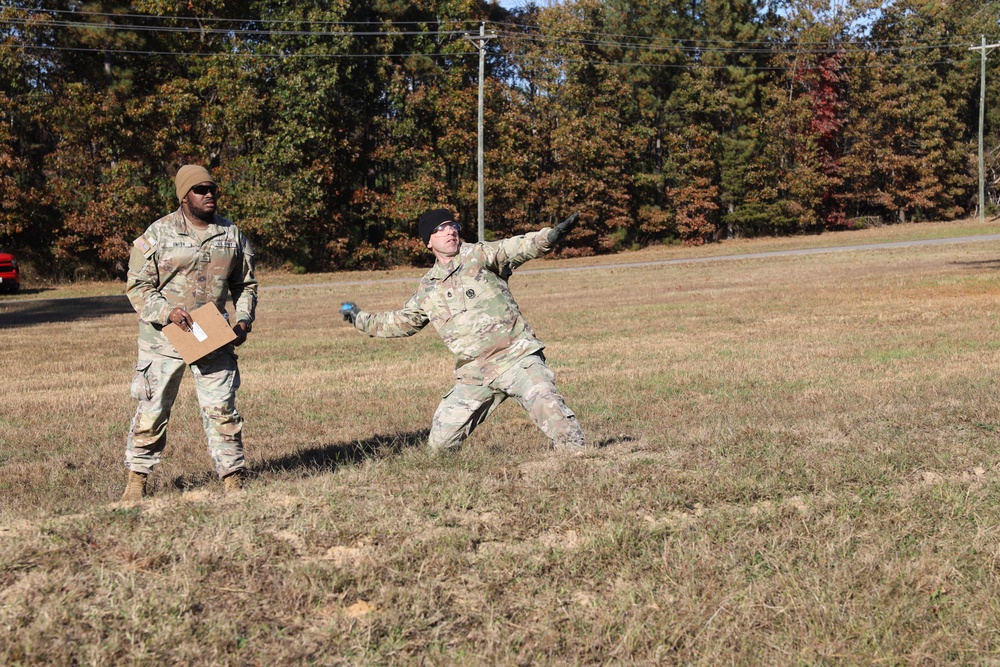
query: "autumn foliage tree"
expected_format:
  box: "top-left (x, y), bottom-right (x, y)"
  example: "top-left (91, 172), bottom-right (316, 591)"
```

top-left (838, 0), bottom-right (974, 223)
top-left (0, 0), bottom-right (989, 278)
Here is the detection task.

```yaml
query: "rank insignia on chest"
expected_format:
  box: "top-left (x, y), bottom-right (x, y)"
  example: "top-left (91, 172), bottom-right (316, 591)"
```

top-left (133, 235), bottom-right (156, 259)
top-left (466, 289), bottom-right (475, 298)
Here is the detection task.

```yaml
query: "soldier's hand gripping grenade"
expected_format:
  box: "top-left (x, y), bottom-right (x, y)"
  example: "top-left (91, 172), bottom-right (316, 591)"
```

top-left (341, 302), bottom-right (359, 324)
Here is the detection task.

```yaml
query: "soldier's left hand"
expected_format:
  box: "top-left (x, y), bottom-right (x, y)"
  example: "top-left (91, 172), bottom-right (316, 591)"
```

top-left (233, 321), bottom-right (250, 346)
top-left (548, 212), bottom-right (580, 244)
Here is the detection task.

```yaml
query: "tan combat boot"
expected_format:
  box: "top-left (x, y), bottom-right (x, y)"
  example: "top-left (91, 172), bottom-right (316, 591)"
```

top-left (223, 469), bottom-right (246, 494)
top-left (120, 470), bottom-right (148, 501)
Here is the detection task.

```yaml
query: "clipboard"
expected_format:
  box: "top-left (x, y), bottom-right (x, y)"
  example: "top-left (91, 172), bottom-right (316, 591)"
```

top-left (162, 303), bottom-right (238, 364)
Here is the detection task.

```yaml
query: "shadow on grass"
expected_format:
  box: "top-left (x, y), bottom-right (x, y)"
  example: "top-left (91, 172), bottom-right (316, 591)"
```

top-left (0, 294), bottom-right (131, 328)
top-left (950, 259), bottom-right (1000, 268)
top-left (596, 434), bottom-right (635, 448)
top-left (257, 430), bottom-right (429, 474)
top-left (163, 431), bottom-right (627, 492)
top-left (168, 430), bottom-right (430, 491)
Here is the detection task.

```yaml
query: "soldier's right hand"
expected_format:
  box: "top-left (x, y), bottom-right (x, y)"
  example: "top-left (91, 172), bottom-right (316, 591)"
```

top-left (168, 307), bottom-right (194, 333)
top-left (341, 301), bottom-right (359, 324)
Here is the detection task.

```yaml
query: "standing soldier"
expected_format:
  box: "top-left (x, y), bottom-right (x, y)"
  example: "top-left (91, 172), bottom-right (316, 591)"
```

top-left (341, 208), bottom-right (586, 454)
top-left (120, 165), bottom-right (258, 500)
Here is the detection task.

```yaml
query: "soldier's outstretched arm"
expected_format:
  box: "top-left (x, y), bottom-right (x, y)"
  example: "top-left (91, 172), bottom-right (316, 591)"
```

top-left (483, 212), bottom-right (581, 278)
top-left (342, 294), bottom-right (429, 338)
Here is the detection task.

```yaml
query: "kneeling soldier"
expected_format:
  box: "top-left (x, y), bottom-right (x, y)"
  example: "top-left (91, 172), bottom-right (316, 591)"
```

top-left (342, 208), bottom-right (586, 454)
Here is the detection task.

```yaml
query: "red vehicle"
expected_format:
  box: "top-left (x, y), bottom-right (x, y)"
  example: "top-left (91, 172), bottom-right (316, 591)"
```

top-left (0, 252), bottom-right (20, 293)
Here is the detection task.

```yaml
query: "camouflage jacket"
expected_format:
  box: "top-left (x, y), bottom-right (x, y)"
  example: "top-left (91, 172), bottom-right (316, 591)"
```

top-left (126, 209), bottom-right (257, 353)
top-left (354, 229), bottom-right (555, 384)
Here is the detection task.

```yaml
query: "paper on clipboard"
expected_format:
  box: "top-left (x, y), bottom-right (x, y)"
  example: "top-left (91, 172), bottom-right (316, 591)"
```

top-left (162, 303), bottom-right (237, 364)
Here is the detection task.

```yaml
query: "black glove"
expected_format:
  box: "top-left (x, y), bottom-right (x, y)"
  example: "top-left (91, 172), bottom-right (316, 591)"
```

top-left (499, 264), bottom-right (513, 282)
top-left (547, 212), bottom-right (580, 244)
top-left (340, 301), bottom-right (359, 324)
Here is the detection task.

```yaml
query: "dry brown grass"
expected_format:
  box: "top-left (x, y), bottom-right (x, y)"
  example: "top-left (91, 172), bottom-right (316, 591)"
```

top-left (3, 221), bottom-right (1000, 664)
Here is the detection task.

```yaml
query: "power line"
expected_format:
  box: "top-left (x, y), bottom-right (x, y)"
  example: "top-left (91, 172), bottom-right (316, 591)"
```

top-left (509, 57), bottom-right (963, 71)
top-left (4, 43), bottom-right (964, 71)
top-left (10, 7), bottom-right (986, 48)
top-left (488, 19), bottom-right (997, 48)
top-left (2, 7), bottom-right (994, 51)
top-left (503, 32), bottom-right (974, 56)
top-left (0, 16), bottom-right (471, 38)
top-left (3, 21), bottom-right (983, 62)
top-left (0, 5), bottom-right (479, 28)
top-left (0, 7), bottom-right (989, 71)
top-left (8, 43), bottom-right (480, 60)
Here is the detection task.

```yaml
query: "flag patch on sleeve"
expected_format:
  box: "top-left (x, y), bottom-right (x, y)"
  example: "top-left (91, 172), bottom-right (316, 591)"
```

top-left (133, 235), bottom-right (156, 258)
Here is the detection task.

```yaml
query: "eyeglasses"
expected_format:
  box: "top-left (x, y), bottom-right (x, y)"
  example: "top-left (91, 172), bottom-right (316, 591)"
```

top-left (190, 184), bottom-right (218, 196)
top-left (433, 221), bottom-right (460, 234)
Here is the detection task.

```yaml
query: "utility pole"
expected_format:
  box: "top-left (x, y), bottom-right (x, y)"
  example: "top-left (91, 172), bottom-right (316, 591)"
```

top-left (465, 23), bottom-right (496, 242)
top-left (971, 36), bottom-right (1000, 223)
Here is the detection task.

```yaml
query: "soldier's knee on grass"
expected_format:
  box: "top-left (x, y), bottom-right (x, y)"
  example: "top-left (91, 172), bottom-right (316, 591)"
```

top-left (427, 431), bottom-right (464, 455)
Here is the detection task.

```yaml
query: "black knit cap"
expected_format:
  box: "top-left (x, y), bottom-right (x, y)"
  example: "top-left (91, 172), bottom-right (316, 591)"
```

top-left (418, 208), bottom-right (458, 245)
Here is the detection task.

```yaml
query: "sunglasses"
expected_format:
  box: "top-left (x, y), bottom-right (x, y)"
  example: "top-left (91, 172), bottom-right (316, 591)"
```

top-left (433, 221), bottom-right (460, 233)
top-left (190, 184), bottom-right (218, 196)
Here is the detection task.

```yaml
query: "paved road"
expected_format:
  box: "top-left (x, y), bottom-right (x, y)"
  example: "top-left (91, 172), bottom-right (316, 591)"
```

top-left (7, 232), bottom-right (996, 327)
top-left (262, 232), bottom-right (1000, 292)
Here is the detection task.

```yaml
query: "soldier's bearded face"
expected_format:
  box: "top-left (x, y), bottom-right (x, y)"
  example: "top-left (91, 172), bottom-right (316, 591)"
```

top-left (428, 222), bottom-right (461, 258)
top-left (185, 182), bottom-right (218, 222)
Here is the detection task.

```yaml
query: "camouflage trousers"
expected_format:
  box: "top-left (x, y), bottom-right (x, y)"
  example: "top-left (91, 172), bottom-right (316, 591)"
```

top-left (428, 353), bottom-right (585, 454)
top-left (124, 345), bottom-right (245, 478)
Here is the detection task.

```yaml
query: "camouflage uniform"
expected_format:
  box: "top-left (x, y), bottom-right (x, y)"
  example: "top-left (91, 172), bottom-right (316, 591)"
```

top-left (354, 229), bottom-right (585, 453)
top-left (124, 209), bottom-right (257, 477)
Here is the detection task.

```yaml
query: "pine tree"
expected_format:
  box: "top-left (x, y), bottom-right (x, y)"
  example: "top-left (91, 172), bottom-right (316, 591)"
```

top-left (838, 0), bottom-right (975, 223)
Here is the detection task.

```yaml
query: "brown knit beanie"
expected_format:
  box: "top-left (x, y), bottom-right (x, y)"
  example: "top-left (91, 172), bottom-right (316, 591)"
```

top-left (175, 165), bottom-right (216, 202)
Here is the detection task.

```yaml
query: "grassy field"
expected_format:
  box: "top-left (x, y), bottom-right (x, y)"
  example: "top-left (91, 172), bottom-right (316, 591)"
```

top-left (3, 220), bottom-right (1000, 664)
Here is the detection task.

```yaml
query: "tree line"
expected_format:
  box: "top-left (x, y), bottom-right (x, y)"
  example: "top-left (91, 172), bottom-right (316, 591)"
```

top-left (1, 0), bottom-right (998, 277)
